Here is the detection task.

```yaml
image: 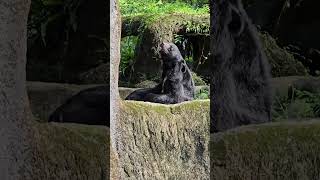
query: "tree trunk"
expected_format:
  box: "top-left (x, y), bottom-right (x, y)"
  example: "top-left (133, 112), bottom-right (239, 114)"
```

top-left (110, 0), bottom-right (121, 179)
top-left (0, 0), bottom-right (33, 179)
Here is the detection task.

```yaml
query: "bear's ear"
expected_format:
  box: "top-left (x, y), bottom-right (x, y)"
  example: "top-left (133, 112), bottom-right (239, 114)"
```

top-left (228, 6), bottom-right (244, 36)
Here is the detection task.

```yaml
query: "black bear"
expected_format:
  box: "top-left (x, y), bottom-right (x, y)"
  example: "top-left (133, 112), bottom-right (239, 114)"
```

top-left (125, 42), bottom-right (195, 104)
top-left (210, 0), bottom-right (272, 132)
top-left (49, 86), bottom-right (109, 126)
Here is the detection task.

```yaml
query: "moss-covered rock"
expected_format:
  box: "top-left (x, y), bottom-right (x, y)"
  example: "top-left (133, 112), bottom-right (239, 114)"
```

top-left (259, 32), bottom-right (307, 77)
top-left (117, 100), bottom-right (210, 179)
top-left (211, 120), bottom-right (320, 180)
top-left (290, 76), bottom-right (320, 94)
top-left (271, 76), bottom-right (305, 99)
top-left (123, 12), bottom-right (307, 82)
top-left (118, 87), bottom-right (137, 99)
top-left (27, 81), bottom-right (101, 121)
top-left (192, 72), bottom-right (208, 86)
top-left (123, 13), bottom-right (210, 83)
top-left (134, 80), bottom-right (158, 88)
top-left (118, 86), bottom-right (211, 100)
top-left (28, 78), bottom-right (318, 123)
top-left (79, 63), bottom-right (109, 84)
top-left (30, 122), bottom-right (109, 179)
top-left (270, 76), bottom-right (320, 99)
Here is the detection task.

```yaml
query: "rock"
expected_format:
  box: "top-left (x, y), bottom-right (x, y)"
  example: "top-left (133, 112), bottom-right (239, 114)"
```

top-left (119, 87), bottom-right (138, 99)
top-left (271, 76), bottom-right (304, 98)
top-left (243, 0), bottom-right (320, 51)
top-left (28, 78), bottom-right (319, 123)
top-left (243, 0), bottom-right (320, 74)
top-left (290, 76), bottom-right (320, 94)
top-left (259, 32), bottom-right (307, 77)
top-left (119, 86), bottom-right (210, 100)
top-left (48, 86), bottom-right (109, 126)
top-left (30, 122), bottom-right (108, 179)
top-left (117, 100), bottom-right (210, 179)
top-left (122, 13), bottom-right (307, 81)
top-left (271, 76), bottom-right (320, 98)
top-left (134, 80), bottom-right (158, 88)
top-left (123, 14), bottom-right (210, 83)
top-left (192, 72), bottom-right (207, 86)
top-left (285, 46), bottom-right (320, 76)
top-left (27, 81), bottom-right (210, 121)
top-left (79, 63), bottom-right (109, 84)
top-left (211, 120), bottom-right (320, 179)
top-left (27, 81), bottom-right (102, 121)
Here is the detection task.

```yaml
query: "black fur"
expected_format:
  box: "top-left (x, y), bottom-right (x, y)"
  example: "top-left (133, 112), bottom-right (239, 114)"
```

top-left (125, 42), bottom-right (195, 104)
top-left (49, 86), bottom-right (109, 126)
top-left (210, 0), bottom-right (272, 132)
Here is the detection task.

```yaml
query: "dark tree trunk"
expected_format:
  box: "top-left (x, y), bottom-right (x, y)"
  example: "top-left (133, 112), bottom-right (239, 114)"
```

top-left (0, 0), bottom-right (33, 178)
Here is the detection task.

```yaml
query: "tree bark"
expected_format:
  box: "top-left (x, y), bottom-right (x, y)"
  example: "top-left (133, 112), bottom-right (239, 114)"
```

top-left (0, 0), bottom-right (33, 179)
top-left (110, 0), bottom-right (121, 179)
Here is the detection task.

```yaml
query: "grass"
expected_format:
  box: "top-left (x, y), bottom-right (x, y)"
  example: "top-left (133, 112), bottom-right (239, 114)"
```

top-left (119, 0), bottom-right (210, 84)
top-left (120, 36), bottom-right (139, 76)
top-left (120, 0), bottom-right (209, 17)
top-left (272, 89), bottom-right (320, 122)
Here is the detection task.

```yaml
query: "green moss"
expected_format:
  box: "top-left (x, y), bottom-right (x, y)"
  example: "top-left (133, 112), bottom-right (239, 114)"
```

top-left (120, 0), bottom-right (209, 17)
top-left (31, 122), bottom-right (109, 179)
top-left (192, 72), bottom-right (207, 86)
top-left (120, 1), bottom-right (210, 38)
top-left (118, 100), bottom-right (210, 178)
top-left (259, 32), bottom-right (307, 77)
top-left (122, 100), bottom-right (171, 114)
top-left (122, 13), bottom-right (210, 37)
top-left (211, 121), bottom-right (320, 179)
top-left (122, 99), bottom-right (209, 115)
top-left (172, 99), bottom-right (209, 114)
top-left (134, 80), bottom-right (158, 88)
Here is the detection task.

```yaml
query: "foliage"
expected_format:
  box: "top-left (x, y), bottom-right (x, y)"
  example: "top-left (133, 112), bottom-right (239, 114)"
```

top-left (192, 72), bottom-right (207, 86)
top-left (259, 32), bottom-right (307, 77)
top-left (28, 0), bottom-right (84, 47)
top-left (272, 89), bottom-right (320, 121)
top-left (120, 0), bottom-right (209, 17)
top-left (120, 0), bottom-right (210, 85)
top-left (134, 80), bottom-right (158, 88)
top-left (294, 89), bottom-right (320, 117)
top-left (195, 88), bottom-right (209, 99)
top-left (164, 0), bottom-right (208, 8)
top-left (120, 36), bottom-right (139, 75)
top-left (174, 34), bottom-right (193, 62)
top-left (183, 21), bottom-right (209, 34)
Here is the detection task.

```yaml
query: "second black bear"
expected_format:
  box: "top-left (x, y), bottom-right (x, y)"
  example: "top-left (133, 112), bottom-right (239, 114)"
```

top-left (49, 86), bottom-right (109, 126)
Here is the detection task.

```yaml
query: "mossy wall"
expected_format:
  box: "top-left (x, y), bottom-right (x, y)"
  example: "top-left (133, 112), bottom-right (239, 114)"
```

top-left (27, 81), bottom-right (101, 122)
top-left (30, 122), bottom-right (109, 180)
top-left (123, 12), bottom-right (307, 83)
top-left (116, 100), bottom-right (210, 179)
top-left (26, 81), bottom-right (320, 179)
top-left (259, 33), bottom-right (307, 77)
top-left (124, 14), bottom-right (210, 83)
top-left (211, 121), bottom-right (320, 180)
